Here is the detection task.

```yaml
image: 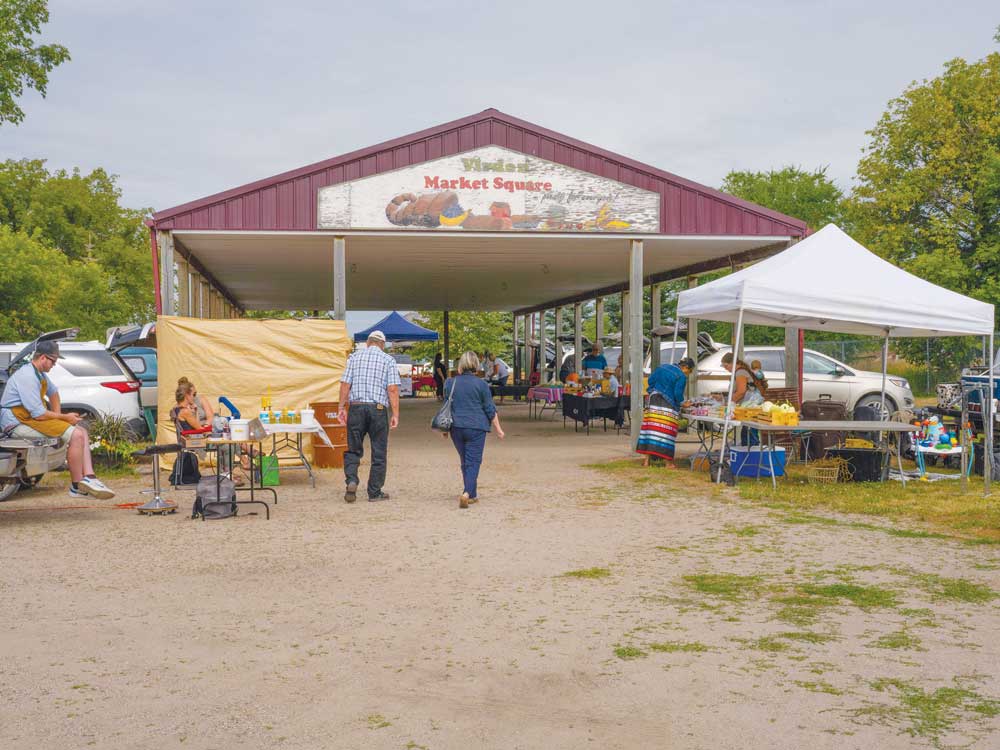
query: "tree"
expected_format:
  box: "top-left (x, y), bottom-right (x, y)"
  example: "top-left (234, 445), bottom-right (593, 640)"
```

top-left (849, 46), bottom-right (1000, 369)
top-left (0, 1), bottom-right (70, 125)
top-left (407, 311), bottom-right (512, 363)
top-left (0, 160), bottom-right (154, 338)
top-left (721, 166), bottom-right (845, 233)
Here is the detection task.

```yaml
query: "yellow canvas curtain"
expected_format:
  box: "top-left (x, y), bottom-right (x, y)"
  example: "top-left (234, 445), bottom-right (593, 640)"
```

top-left (156, 316), bottom-right (351, 446)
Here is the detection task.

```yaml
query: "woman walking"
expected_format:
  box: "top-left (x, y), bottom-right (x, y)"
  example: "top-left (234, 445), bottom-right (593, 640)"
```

top-left (443, 351), bottom-right (505, 508)
top-left (637, 356), bottom-right (694, 467)
top-left (433, 352), bottom-right (448, 400)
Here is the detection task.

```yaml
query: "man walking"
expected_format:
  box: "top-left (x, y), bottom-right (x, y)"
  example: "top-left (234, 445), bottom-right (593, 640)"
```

top-left (0, 340), bottom-right (115, 500)
top-left (338, 331), bottom-right (400, 502)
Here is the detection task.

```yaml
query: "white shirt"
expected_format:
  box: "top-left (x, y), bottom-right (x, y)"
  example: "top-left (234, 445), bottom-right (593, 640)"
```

top-left (495, 358), bottom-right (510, 378)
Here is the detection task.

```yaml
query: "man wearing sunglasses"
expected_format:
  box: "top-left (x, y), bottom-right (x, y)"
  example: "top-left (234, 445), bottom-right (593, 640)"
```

top-left (0, 340), bottom-right (115, 500)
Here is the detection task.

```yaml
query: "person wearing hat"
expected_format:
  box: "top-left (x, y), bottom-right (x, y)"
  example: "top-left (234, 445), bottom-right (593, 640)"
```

top-left (604, 367), bottom-right (620, 395)
top-left (0, 340), bottom-right (115, 499)
top-left (338, 330), bottom-right (400, 502)
top-left (637, 356), bottom-right (695, 468)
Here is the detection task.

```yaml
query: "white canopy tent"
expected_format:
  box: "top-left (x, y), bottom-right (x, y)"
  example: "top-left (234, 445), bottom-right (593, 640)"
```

top-left (675, 224), bottom-right (996, 490)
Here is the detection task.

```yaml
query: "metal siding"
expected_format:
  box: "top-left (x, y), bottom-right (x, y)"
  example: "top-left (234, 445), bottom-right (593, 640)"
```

top-left (226, 198), bottom-right (242, 228)
top-left (522, 131), bottom-right (539, 155)
top-left (261, 187), bottom-right (277, 229)
top-left (426, 136), bottom-right (442, 160)
top-left (474, 120), bottom-right (490, 146)
top-left (490, 120), bottom-right (508, 147)
top-left (294, 176), bottom-right (311, 228)
top-left (244, 192), bottom-right (260, 230)
top-left (459, 124), bottom-right (475, 151)
top-left (153, 111), bottom-right (807, 235)
top-left (508, 126), bottom-right (523, 152)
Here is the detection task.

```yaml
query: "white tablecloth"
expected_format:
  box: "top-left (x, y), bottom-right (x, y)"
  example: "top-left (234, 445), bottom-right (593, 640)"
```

top-left (262, 422), bottom-right (335, 449)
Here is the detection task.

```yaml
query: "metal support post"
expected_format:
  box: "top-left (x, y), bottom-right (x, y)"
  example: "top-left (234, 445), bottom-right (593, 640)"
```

top-left (686, 276), bottom-right (699, 397)
top-left (650, 283), bottom-right (661, 369)
top-left (443, 311), bottom-right (451, 374)
top-left (595, 296), bottom-right (604, 344)
top-left (539, 309), bottom-right (548, 384)
top-left (554, 307), bottom-right (563, 380)
top-left (629, 240), bottom-right (644, 447)
top-left (573, 302), bottom-right (583, 375)
top-left (333, 236), bottom-right (347, 320)
top-left (621, 291), bottom-right (630, 379)
top-left (156, 230), bottom-right (175, 316)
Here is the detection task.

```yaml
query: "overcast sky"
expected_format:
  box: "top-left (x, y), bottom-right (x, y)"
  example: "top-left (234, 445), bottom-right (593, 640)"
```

top-left (2, 1), bottom-right (996, 330)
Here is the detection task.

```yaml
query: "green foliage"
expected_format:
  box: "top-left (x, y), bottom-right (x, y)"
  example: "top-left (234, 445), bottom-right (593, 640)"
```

top-left (408, 311), bottom-right (512, 363)
top-left (0, 160), bottom-right (153, 340)
top-left (88, 411), bottom-right (140, 469)
top-left (849, 50), bottom-right (1000, 369)
top-left (721, 166), bottom-right (845, 232)
top-left (0, 1), bottom-right (70, 125)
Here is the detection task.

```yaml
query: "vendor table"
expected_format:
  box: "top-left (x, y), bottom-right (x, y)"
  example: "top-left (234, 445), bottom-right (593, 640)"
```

top-left (262, 423), bottom-right (335, 488)
top-left (562, 393), bottom-right (626, 434)
top-left (527, 386), bottom-right (562, 418)
top-left (490, 383), bottom-right (530, 401)
top-left (411, 375), bottom-right (437, 395)
top-left (205, 438), bottom-right (275, 520)
top-left (686, 415), bottom-right (915, 490)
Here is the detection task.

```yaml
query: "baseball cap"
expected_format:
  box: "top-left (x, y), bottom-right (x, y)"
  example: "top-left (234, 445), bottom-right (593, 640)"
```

top-left (367, 330), bottom-right (387, 343)
top-left (35, 340), bottom-right (65, 359)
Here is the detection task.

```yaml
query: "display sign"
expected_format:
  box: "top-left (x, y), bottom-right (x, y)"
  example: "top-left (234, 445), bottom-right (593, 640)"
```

top-left (317, 146), bottom-right (660, 233)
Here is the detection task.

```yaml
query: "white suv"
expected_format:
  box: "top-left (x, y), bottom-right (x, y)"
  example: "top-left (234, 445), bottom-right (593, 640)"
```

top-left (0, 335), bottom-right (145, 437)
top-left (695, 346), bottom-right (915, 416)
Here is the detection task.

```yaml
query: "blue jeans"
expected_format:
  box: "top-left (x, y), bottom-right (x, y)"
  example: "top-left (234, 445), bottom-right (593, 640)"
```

top-left (450, 427), bottom-right (487, 498)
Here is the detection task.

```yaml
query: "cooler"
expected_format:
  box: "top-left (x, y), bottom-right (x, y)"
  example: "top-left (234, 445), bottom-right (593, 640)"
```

top-left (729, 446), bottom-right (786, 477)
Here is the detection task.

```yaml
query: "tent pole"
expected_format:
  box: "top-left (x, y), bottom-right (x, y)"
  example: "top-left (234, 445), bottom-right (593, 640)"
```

top-left (717, 307), bottom-right (745, 483)
top-left (987, 332), bottom-right (994, 496)
top-left (879, 333), bottom-right (889, 419)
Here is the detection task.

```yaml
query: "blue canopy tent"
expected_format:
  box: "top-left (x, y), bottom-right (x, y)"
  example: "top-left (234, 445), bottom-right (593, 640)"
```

top-left (353, 311), bottom-right (439, 342)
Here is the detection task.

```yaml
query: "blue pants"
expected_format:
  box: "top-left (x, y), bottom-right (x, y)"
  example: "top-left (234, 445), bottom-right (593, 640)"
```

top-left (450, 427), bottom-right (487, 498)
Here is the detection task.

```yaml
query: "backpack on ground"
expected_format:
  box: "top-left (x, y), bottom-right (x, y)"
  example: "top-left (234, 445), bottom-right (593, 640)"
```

top-left (169, 451), bottom-right (201, 486)
top-left (192, 476), bottom-right (237, 520)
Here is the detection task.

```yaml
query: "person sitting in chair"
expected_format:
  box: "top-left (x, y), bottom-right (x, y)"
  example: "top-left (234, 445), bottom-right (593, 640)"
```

top-left (0, 340), bottom-right (115, 499)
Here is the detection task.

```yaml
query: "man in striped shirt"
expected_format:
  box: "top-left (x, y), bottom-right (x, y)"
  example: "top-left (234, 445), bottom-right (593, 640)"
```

top-left (338, 331), bottom-right (400, 502)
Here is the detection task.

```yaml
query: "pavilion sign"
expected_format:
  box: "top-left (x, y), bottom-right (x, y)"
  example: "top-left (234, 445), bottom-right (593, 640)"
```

top-left (317, 146), bottom-right (660, 232)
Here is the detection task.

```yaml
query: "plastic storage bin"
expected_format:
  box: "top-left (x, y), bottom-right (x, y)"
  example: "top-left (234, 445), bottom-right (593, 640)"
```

top-left (729, 445), bottom-right (786, 477)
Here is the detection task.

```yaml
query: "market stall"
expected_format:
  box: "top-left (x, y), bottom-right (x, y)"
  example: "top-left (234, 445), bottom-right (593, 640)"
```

top-left (156, 316), bottom-right (352, 480)
top-left (675, 224), bottom-right (996, 491)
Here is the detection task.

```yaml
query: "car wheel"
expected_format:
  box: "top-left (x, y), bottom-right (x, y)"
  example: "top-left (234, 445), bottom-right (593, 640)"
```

top-left (855, 393), bottom-right (897, 420)
top-left (0, 482), bottom-right (20, 502)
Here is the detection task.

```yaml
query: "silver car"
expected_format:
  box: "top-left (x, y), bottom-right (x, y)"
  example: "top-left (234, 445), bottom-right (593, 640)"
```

top-left (695, 346), bottom-right (915, 416)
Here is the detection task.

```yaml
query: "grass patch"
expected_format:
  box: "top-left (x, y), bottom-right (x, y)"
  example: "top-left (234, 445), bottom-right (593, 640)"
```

top-left (725, 524), bottom-right (760, 537)
top-left (614, 645), bottom-right (647, 660)
top-left (682, 573), bottom-right (763, 599)
top-left (869, 630), bottom-right (923, 650)
top-left (794, 680), bottom-right (844, 695)
top-left (774, 631), bottom-right (836, 644)
top-left (366, 714), bottom-right (391, 730)
top-left (743, 636), bottom-right (791, 653)
top-left (744, 466), bottom-right (1000, 543)
top-left (854, 678), bottom-right (1000, 743)
top-left (648, 641), bottom-right (710, 653)
top-left (561, 567), bottom-right (611, 579)
top-left (903, 572), bottom-right (998, 604)
top-left (799, 583), bottom-right (899, 609)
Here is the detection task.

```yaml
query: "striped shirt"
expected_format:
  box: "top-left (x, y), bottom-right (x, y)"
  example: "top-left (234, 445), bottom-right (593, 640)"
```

top-left (341, 346), bottom-right (401, 407)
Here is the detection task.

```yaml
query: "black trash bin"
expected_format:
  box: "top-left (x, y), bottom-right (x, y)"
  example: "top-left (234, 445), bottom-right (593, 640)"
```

top-left (824, 447), bottom-right (889, 482)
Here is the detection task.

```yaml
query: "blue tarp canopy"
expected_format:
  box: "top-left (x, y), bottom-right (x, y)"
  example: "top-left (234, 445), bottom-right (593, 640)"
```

top-left (353, 311), bottom-right (439, 342)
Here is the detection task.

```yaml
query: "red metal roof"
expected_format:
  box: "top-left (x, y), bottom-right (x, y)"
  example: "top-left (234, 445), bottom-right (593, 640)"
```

top-left (150, 108), bottom-right (808, 237)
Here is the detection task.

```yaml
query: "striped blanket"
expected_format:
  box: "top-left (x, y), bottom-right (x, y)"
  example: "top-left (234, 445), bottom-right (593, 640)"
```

top-left (636, 400), bottom-right (680, 461)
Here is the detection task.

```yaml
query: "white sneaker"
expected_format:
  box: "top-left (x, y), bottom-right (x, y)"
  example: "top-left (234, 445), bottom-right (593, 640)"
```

top-left (68, 485), bottom-right (88, 499)
top-left (79, 476), bottom-right (115, 500)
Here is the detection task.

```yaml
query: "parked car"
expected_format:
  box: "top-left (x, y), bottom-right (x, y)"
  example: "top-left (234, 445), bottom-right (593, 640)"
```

top-left (695, 346), bottom-right (915, 416)
top-left (0, 329), bottom-right (146, 438)
top-left (107, 323), bottom-right (157, 433)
